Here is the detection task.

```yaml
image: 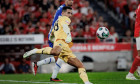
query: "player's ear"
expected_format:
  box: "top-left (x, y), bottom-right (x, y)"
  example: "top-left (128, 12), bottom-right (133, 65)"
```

top-left (62, 11), bottom-right (65, 16)
top-left (61, 11), bottom-right (64, 15)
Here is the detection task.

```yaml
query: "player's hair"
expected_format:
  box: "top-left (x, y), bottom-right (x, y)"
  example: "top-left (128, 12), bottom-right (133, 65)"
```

top-left (62, 6), bottom-right (72, 12)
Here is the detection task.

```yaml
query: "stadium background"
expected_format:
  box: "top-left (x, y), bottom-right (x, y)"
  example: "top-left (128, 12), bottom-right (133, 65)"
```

top-left (0, 0), bottom-right (140, 84)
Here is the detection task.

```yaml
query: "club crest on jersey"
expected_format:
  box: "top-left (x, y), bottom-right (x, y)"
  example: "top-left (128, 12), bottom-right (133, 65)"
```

top-left (65, 20), bottom-right (70, 24)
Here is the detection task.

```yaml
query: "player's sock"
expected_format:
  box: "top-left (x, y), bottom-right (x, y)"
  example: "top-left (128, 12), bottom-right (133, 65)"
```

top-left (51, 58), bottom-right (64, 79)
top-left (37, 57), bottom-right (55, 66)
top-left (78, 68), bottom-right (89, 83)
top-left (36, 47), bottom-right (52, 54)
top-left (129, 56), bottom-right (140, 73)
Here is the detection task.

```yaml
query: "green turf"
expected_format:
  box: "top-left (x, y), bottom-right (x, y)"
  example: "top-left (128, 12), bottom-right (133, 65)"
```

top-left (0, 72), bottom-right (140, 84)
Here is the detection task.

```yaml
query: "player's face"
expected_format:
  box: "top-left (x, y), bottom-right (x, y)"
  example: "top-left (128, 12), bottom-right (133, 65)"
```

top-left (63, 9), bottom-right (72, 18)
top-left (66, 0), bottom-right (73, 6)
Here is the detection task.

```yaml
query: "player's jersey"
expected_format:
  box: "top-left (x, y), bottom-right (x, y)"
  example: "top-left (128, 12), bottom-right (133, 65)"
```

top-left (134, 4), bottom-right (140, 37)
top-left (48, 4), bottom-right (66, 47)
top-left (52, 16), bottom-right (71, 42)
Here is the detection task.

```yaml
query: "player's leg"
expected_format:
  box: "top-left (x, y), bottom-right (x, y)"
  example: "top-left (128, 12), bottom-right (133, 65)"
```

top-left (35, 41), bottom-right (58, 66)
top-left (134, 50), bottom-right (140, 78)
top-left (23, 46), bottom-right (62, 58)
top-left (32, 56), bottom-right (64, 81)
top-left (29, 41), bottom-right (63, 80)
top-left (54, 40), bottom-right (92, 84)
top-left (31, 51), bottom-right (64, 81)
top-left (50, 58), bottom-right (64, 81)
top-left (126, 37), bottom-right (140, 80)
top-left (37, 57), bottom-right (56, 66)
top-left (67, 57), bottom-right (92, 84)
top-left (34, 56), bottom-right (64, 81)
top-left (126, 55), bottom-right (140, 80)
top-left (31, 56), bottom-right (56, 75)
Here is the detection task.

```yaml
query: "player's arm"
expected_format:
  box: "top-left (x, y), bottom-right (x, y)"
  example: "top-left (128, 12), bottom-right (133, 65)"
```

top-left (60, 18), bottom-right (72, 43)
top-left (52, 8), bottom-right (62, 26)
top-left (62, 23), bottom-right (72, 43)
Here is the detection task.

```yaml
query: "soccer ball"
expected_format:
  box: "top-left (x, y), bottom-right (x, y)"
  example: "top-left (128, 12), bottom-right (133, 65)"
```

top-left (96, 27), bottom-right (109, 39)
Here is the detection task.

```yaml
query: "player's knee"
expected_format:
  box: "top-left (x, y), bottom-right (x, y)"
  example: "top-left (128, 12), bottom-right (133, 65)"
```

top-left (77, 64), bottom-right (84, 68)
top-left (51, 50), bottom-right (60, 56)
top-left (68, 58), bottom-right (84, 68)
top-left (51, 46), bottom-right (62, 56)
top-left (54, 56), bottom-right (59, 62)
top-left (77, 60), bottom-right (84, 68)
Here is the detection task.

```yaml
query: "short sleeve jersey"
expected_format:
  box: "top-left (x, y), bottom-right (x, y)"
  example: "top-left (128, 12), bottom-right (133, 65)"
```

top-left (53, 16), bottom-right (71, 42)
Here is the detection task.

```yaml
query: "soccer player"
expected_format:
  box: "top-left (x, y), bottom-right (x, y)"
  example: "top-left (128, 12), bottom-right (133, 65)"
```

top-left (126, 4), bottom-right (140, 80)
top-left (24, 6), bottom-right (93, 84)
top-left (31, 0), bottom-right (73, 82)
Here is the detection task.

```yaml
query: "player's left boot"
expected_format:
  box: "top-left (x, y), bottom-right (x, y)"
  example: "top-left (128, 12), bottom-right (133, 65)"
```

top-left (32, 62), bottom-right (38, 75)
top-left (126, 73), bottom-right (138, 80)
top-left (50, 78), bottom-right (63, 82)
top-left (23, 49), bottom-right (38, 58)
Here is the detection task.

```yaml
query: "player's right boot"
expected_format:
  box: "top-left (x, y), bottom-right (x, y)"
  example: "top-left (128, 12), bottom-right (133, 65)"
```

top-left (50, 78), bottom-right (63, 82)
top-left (126, 74), bottom-right (137, 80)
top-left (23, 49), bottom-right (38, 58)
top-left (32, 62), bottom-right (38, 75)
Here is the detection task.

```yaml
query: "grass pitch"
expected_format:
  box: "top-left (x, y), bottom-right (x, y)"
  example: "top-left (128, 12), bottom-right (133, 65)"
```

top-left (0, 72), bottom-right (140, 84)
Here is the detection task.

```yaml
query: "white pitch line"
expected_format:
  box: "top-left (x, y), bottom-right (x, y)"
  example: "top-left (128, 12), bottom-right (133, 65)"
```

top-left (0, 80), bottom-right (79, 84)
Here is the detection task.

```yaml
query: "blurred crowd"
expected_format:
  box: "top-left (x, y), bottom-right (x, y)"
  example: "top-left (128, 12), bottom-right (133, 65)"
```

top-left (0, 45), bottom-right (32, 74)
top-left (100, 0), bottom-right (140, 39)
top-left (0, 0), bottom-right (128, 43)
top-left (0, 58), bottom-right (31, 74)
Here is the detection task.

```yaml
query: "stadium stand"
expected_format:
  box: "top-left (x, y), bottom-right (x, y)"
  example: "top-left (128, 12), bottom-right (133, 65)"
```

top-left (97, 0), bottom-right (139, 35)
top-left (0, 0), bottom-right (111, 43)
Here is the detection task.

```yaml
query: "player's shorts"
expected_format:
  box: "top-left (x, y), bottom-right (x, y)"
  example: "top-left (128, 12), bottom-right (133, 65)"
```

top-left (53, 39), bottom-right (76, 62)
top-left (136, 37), bottom-right (140, 50)
top-left (48, 40), bottom-right (53, 48)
